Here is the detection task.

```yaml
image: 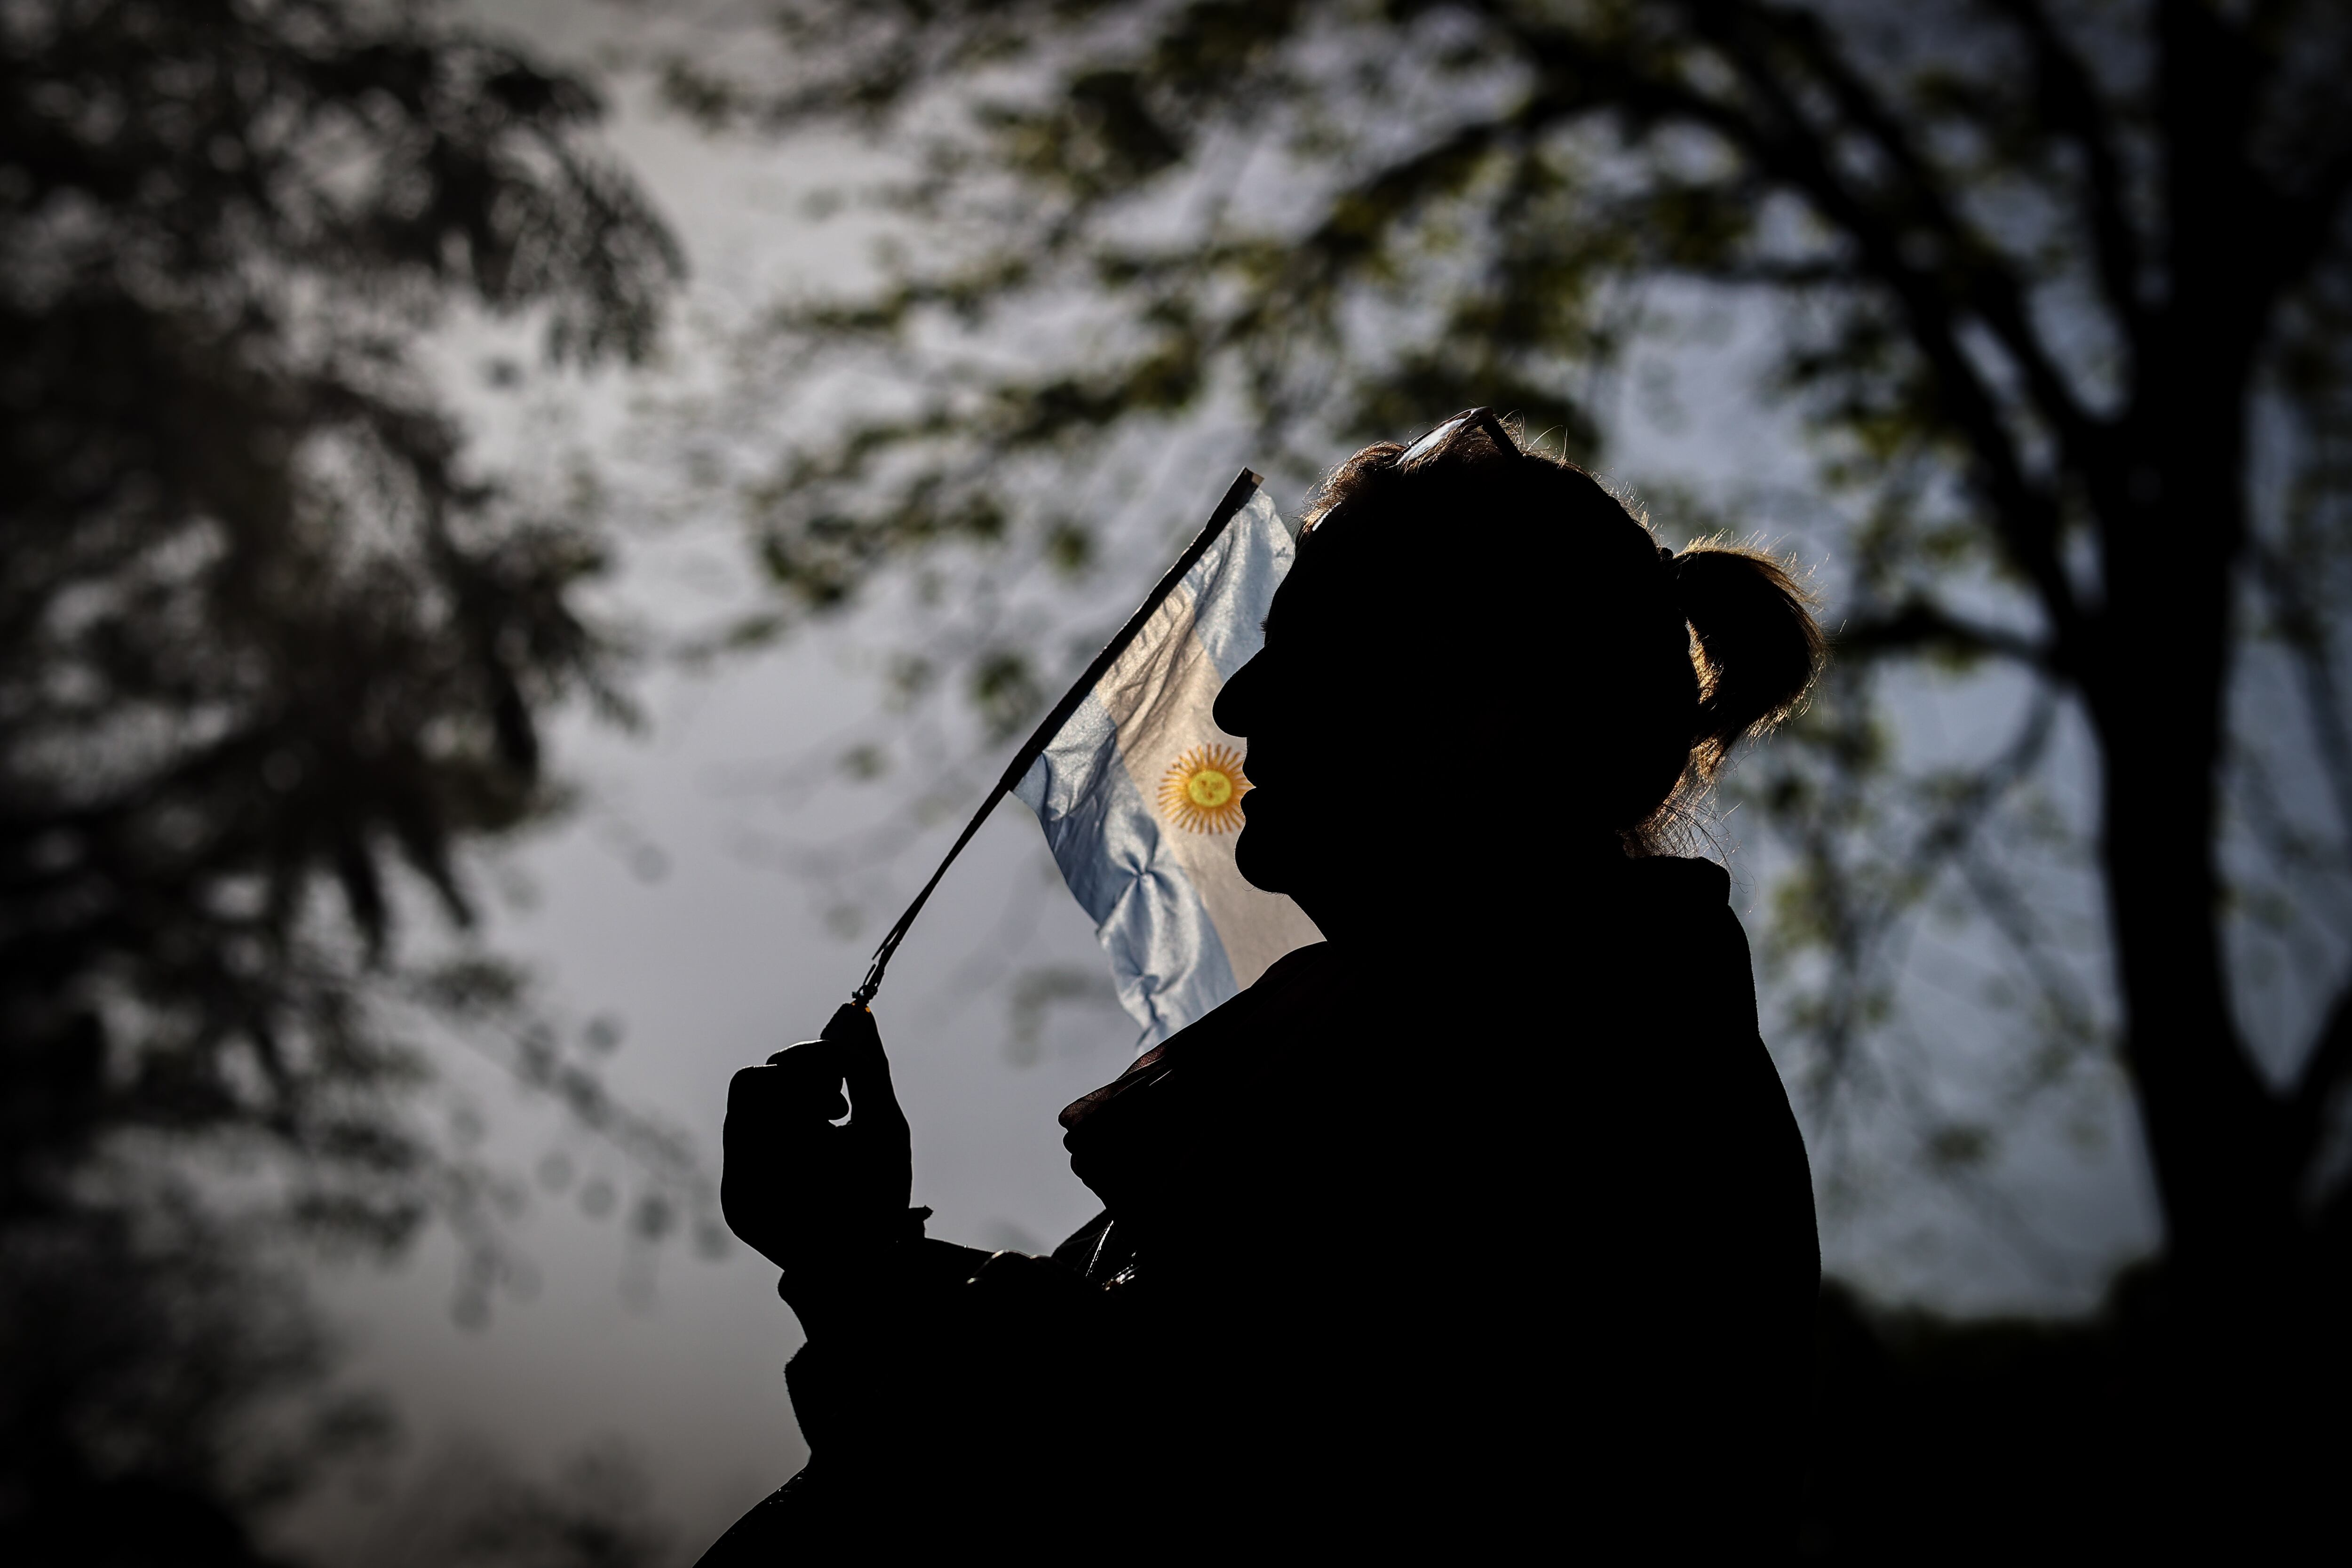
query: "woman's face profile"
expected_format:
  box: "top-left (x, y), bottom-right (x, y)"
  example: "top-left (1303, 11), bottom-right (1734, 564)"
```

top-left (1216, 532), bottom-right (1595, 927)
top-left (1214, 556), bottom-right (1393, 912)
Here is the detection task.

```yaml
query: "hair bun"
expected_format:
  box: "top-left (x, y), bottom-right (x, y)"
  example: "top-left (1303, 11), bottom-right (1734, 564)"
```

top-left (1669, 544), bottom-right (1825, 776)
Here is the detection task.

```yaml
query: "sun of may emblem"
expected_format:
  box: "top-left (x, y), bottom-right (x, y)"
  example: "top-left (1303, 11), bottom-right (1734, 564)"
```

top-left (1159, 743), bottom-right (1250, 834)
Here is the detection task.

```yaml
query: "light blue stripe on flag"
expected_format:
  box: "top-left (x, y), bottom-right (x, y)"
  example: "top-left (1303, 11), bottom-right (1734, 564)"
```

top-left (1014, 486), bottom-right (1323, 1045)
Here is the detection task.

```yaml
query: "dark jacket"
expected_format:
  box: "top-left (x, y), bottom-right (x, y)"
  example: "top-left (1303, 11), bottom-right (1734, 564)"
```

top-left (699, 854), bottom-right (1817, 1558)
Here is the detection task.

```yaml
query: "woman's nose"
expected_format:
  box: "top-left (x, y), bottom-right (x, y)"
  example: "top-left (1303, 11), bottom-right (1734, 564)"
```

top-left (1215, 652), bottom-right (1265, 736)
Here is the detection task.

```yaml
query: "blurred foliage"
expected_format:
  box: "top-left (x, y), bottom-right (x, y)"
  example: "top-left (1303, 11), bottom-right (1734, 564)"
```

top-left (656, 0), bottom-right (2352, 1546)
top-left (662, 0), bottom-right (2352, 1265)
top-left (0, 0), bottom-right (697, 1560)
top-left (1, 1188), bottom-right (395, 1565)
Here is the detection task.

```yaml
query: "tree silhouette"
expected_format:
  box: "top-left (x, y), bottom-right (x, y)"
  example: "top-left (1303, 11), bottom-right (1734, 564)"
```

top-left (0, 1), bottom-right (693, 1557)
top-left (658, 0), bottom-right (2352, 1546)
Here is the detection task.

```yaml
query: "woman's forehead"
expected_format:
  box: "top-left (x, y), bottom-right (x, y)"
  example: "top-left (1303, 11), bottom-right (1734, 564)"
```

top-left (1263, 559), bottom-right (1385, 645)
top-left (1263, 561), bottom-right (1331, 628)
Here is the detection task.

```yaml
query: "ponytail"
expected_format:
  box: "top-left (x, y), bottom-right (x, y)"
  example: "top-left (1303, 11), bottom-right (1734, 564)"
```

top-left (1664, 543), bottom-right (1825, 779)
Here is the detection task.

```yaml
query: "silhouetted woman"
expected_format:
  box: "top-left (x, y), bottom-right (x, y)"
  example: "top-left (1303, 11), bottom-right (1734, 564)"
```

top-left (703, 411), bottom-right (1825, 1559)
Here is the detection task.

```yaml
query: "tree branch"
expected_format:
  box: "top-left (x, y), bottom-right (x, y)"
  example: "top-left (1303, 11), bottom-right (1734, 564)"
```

top-left (1740, 1), bottom-right (2109, 465)
top-left (1835, 597), bottom-right (2056, 671)
top-left (1981, 0), bottom-right (2148, 341)
top-left (1524, 3), bottom-right (2090, 655)
top-left (2250, 537), bottom-right (2352, 861)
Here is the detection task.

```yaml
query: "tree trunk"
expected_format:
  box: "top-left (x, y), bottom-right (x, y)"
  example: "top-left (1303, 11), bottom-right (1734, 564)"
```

top-left (2090, 471), bottom-right (2286, 1288)
top-left (2084, 0), bottom-right (2294, 1296)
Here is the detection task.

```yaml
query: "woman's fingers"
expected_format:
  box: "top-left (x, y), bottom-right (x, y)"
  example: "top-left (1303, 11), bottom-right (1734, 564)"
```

top-left (760, 1037), bottom-right (845, 1106)
top-left (816, 1005), bottom-right (914, 1220)
top-left (746, 1012), bottom-right (903, 1132)
top-left (822, 1004), bottom-right (912, 1140)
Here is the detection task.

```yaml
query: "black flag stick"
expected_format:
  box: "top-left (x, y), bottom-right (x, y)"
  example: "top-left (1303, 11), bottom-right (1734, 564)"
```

top-left (845, 469), bottom-right (1268, 1009)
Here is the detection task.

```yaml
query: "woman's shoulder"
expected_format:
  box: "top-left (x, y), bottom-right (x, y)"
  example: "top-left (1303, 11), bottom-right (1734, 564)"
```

top-left (1586, 853), bottom-right (1744, 961)
top-left (1160, 939), bottom-right (1350, 1057)
top-left (1250, 939), bottom-right (1339, 991)
top-left (1619, 852), bottom-right (1732, 908)
top-left (1056, 942), bottom-right (1340, 1136)
top-left (1548, 854), bottom-right (1757, 1050)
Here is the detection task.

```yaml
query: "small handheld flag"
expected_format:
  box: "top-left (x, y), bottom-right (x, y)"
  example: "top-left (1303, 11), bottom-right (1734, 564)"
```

top-left (846, 470), bottom-right (1321, 1042)
top-left (1012, 477), bottom-right (1322, 1042)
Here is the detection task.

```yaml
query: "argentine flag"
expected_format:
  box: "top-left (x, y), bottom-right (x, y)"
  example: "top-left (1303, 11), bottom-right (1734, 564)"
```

top-left (1014, 480), bottom-right (1324, 1045)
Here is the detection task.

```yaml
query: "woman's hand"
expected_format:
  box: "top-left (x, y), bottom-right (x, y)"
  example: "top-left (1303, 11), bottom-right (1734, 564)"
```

top-left (721, 1003), bottom-right (914, 1278)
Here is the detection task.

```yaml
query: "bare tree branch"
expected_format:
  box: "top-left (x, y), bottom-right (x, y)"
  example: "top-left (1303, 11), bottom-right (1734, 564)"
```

top-left (1836, 597), bottom-right (2053, 669)
top-left (1741, 0), bottom-right (2110, 461)
top-left (1982, 0), bottom-right (2148, 341)
top-left (2250, 538), bottom-right (2352, 859)
top-left (1491, 3), bottom-right (2091, 662)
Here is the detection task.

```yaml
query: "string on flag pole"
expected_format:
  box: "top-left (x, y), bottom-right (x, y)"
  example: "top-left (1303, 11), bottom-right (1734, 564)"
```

top-left (846, 468), bottom-right (1268, 1009)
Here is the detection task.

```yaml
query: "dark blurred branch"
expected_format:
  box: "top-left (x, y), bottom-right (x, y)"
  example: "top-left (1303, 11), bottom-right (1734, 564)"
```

top-left (1742, 0), bottom-right (2108, 458)
top-left (1957, 846), bottom-right (2100, 1065)
top-left (2249, 538), bottom-right (2352, 857)
top-left (1984, 0), bottom-right (2147, 338)
top-left (1769, 677), bottom-right (2059, 1117)
top-left (1496, 2), bottom-right (2091, 660)
top-left (1835, 598), bottom-right (2054, 671)
top-left (1911, 690), bottom-right (2058, 863)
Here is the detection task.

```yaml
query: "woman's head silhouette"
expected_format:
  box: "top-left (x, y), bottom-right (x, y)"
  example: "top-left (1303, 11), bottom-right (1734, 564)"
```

top-left (1214, 410), bottom-right (1824, 936)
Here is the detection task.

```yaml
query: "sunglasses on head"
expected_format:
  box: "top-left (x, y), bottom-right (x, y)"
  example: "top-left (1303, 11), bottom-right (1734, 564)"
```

top-left (1394, 406), bottom-right (1520, 468)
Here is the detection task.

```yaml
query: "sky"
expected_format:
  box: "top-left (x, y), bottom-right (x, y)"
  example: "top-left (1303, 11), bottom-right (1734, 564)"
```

top-left (278, 2), bottom-right (2165, 1556)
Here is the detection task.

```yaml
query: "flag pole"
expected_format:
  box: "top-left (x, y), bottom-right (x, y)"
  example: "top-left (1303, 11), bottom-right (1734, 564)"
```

top-left (846, 469), bottom-right (1268, 1008)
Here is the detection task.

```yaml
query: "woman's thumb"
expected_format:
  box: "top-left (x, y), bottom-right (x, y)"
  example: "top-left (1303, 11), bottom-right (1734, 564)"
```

top-left (822, 1003), bottom-right (908, 1135)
